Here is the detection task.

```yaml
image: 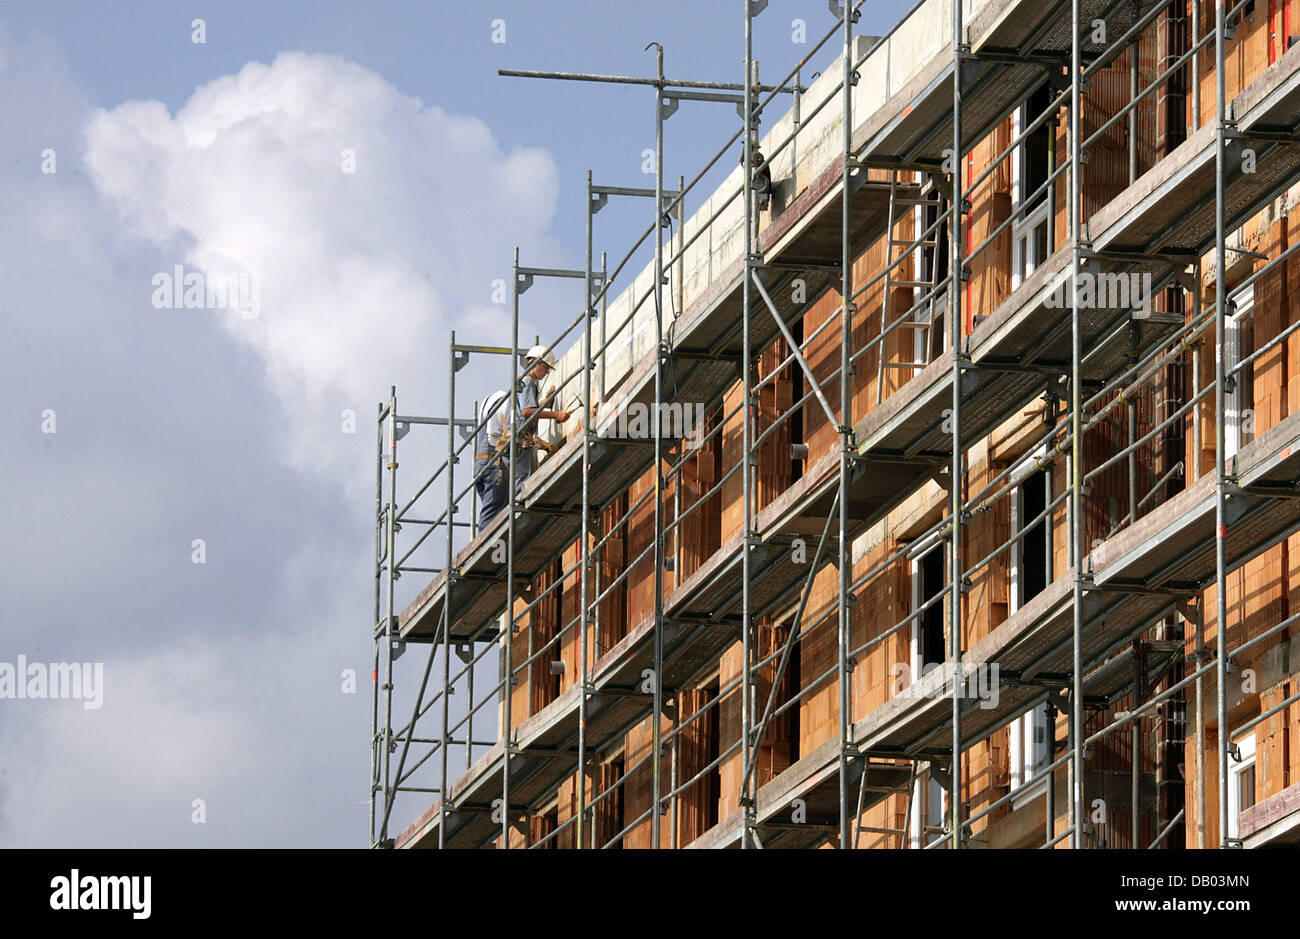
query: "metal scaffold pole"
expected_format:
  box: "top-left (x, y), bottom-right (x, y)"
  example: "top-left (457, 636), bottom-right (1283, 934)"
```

top-left (1068, 0), bottom-right (1084, 850)
top-left (651, 39), bottom-right (667, 852)
top-left (740, 0), bottom-right (757, 850)
top-left (503, 247), bottom-right (520, 849)
top-left (440, 332), bottom-right (456, 848)
top-left (382, 385), bottom-right (398, 845)
top-left (948, 0), bottom-right (965, 851)
top-left (578, 170), bottom-right (595, 850)
top-left (1194, 596), bottom-right (1206, 846)
top-left (837, 0), bottom-right (856, 852)
top-left (370, 400), bottom-right (384, 845)
top-left (1213, 0), bottom-right (1229, 850)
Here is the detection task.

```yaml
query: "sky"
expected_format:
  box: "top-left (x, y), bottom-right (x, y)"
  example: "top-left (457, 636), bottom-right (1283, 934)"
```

top-left (0, 0), bottom-right (913, 847)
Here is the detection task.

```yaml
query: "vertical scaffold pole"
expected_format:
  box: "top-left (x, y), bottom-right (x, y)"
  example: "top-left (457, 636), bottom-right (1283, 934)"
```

top-left (468, 398), bottom-right (478, 777)
top-left (382, 385), bottom-right (398, 845)
top-left (1192, 2), bottom-right (1202, 129)
top-left (579, 170), bottom-right (595, 850)
top-left (741, 0), bottom-right (757, 849)
top-left (371, 400), bottom-right (384, 845)
top-left (1069, 0), bottom-right (1085, 849)
top-left (948, 0), bottom-right (965, 851)
top-left (651, 40), bottom-right (667, 852)
top-left (440, 332), bottom-right (456, 849)
top-left (1213, 0), bottom-right (1230, 850)
top-left (1195, 598), bottom-right (1207, 847)
top-left (1132, 647), bottom-right (1142, 848)
top-left (838, 0), bottom-right (856, 851)
top-left (503, 248), bottom-right (520, 849)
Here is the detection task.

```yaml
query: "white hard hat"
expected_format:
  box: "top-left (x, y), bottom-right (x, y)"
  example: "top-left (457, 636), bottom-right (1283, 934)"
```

top-left (524, 344), bottom-right (557, 370)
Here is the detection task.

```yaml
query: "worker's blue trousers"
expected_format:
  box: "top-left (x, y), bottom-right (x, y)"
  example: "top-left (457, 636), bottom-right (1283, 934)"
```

top-left (475, 451), bottom-right (533, 530)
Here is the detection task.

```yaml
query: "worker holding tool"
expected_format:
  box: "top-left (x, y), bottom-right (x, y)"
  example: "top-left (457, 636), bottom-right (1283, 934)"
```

top-left (473, 345), bottom-right (571, 529)
top-left (515, 344), bottom-right (571, 492)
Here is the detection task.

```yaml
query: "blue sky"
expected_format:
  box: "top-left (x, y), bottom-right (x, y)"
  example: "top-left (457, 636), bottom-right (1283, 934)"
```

top-left (0, 0), bottom-right (911, 846)
top-left (5, 0), bottom-right (915, 277)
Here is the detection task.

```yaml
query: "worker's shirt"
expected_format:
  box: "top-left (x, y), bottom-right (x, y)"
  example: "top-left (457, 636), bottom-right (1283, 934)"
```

top-left (476, 390), bottom-right (510, 455)
top-left (517, 375), bottom-right (540, 418)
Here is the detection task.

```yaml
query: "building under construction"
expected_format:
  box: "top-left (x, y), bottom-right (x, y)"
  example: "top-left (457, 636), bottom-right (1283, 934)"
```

top-left (370, 0), bottom-right (1300, 849)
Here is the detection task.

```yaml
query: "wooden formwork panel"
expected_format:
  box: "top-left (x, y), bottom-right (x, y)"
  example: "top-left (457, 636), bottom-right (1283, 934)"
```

top-left (688, 407), bottom-right (1300, 848)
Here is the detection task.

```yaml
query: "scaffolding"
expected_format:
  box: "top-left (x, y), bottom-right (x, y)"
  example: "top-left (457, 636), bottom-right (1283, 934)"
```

top-left (370, 0), bottom-right (1300, 849)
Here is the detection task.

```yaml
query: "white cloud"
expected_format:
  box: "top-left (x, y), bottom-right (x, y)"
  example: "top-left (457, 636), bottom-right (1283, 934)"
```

top-left (84, 51), bottom-right (564, 485)
top-left (0, 37), bottom-right (559, 846)
top-left (0, 617), bottom-right (370, 848)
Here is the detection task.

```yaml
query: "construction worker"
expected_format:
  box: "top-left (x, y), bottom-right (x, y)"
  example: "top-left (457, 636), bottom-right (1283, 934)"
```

top-left (474, 388), bottom-right (511, 529)
top-left (742, 140), bottom-right (772, 210)
top-left (473, 346), bottom-right (571, 529)
top-left (515, 344), bottom-right (570, 494)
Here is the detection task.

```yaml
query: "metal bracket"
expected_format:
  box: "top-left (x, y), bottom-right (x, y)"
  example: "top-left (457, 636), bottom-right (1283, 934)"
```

top-left (750, 0), bottom-right (769, 16)
top-left (516, 272), bottom-right (534, 295)
top-left (827, 0), bottom-right (860, 23)
top-left (395, 421), bottom-right (411, 442)
top-left (590, 191), bottom-right (609, 215)
top-left (929, 761), bottom-right (952, 790)
top-left (661, 95), bottom-right (680, 121)
top-left (1225, 487), bottom-right (1249, 527)
top-left (1230, 125), bottom-right (1300, 144)
top-left (1232, 481), bottom-right (1300, 501)
top-left (453, 347), bottom-right (471, 373)
top-left (959, 47), bottom-right (979, 86)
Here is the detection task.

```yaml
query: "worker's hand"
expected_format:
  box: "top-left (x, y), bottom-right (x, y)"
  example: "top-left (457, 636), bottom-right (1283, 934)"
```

top-left (554, 410), bottom-right (571, 424)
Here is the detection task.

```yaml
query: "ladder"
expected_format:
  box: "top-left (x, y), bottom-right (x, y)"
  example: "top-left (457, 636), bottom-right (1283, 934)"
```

top-left (875, 172), bottom-right (945, 406)
top-left (851, 757), bottom-right (920, 849)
